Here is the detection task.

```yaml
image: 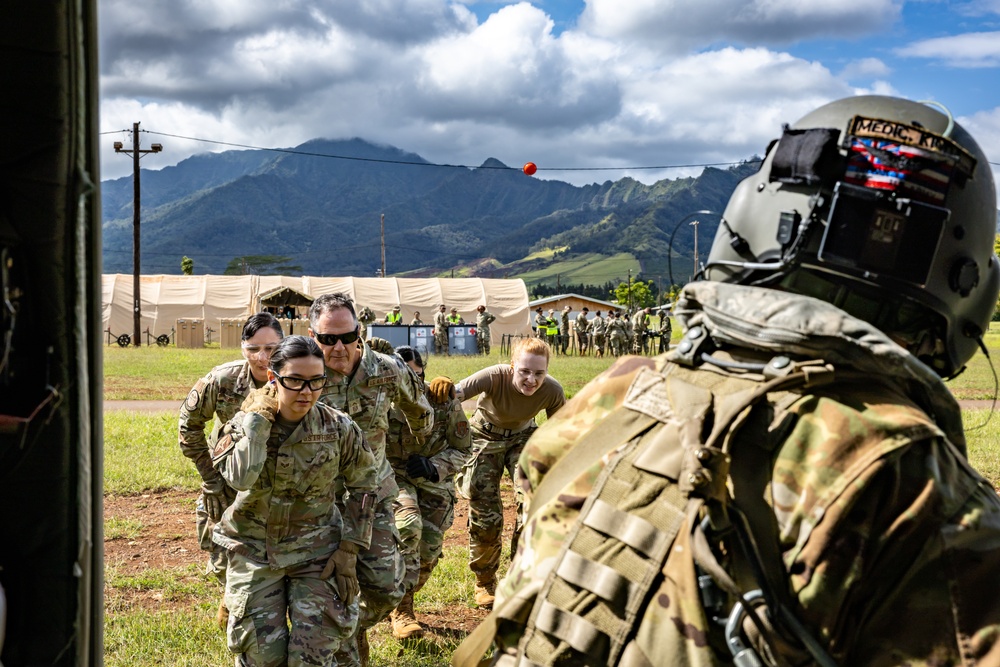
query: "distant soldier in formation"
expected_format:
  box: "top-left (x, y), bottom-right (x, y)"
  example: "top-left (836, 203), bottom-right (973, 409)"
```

top-left (308, 293), bottom-right (434, 666)
top-left (178, 312), bottom-right (284, 624)
top-left (590, 310), bottom-right (606, 357)
top-left (448, 307), bottom-right (465, 326)
top-left (429, 338), bottom-right (565, 611)
top-left (631, 306), bottom-right (651, 354)
top-left (658, 308), bottom-right (673, 352)
top-left (434, 304), bottom-right (449, 355)
top-left (533, 307), bottom-right (546, 339)
top-left (409, 311), bottom-right (424, 326)
top-left (384, 305), bottom-right (402, 325)
top-left (574, 307), bottom-right (590, 355)
top-left (475, 305), bottom-right (497, 355)
top-left (357, 305), bottom-right (376, 341)
top-left (606, 311), bottom-right (627, 356)
top-left (558, 305), bottom-right (571, 354)
top-left (386, 346), bottom-right (472, 640)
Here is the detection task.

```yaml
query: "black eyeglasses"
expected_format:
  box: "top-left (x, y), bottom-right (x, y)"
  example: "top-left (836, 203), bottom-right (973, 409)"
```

top-left (313, 329), bottom-right (360, 346)
top-left (273, 373), bottom-right (327, 392)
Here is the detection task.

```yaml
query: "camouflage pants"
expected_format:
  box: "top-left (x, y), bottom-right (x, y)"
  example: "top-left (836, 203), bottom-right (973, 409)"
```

top-left (576, 332), bottom-right (589, 355)
top-left (477, 332), bottom-right (491, 355)
top-left (225, 552), bottom-right (358, 667)
top-left (558, 332), bottom-right (570, 354)
top-left (333, 494), bottom-right (405, 666)
top-left (196, 486), bottom-right (237, 585)
top-left (610, 333), bottom-right (626, 356)
top-left (593, 333), bottom-right (605, 355)
top-left (458, 429), bottom-right (534, 581)
top-left (434, 331), bottom-right (448, 355)
top-left (393, 475), bottom-right (456, 594)
top-left (631, 333), bottom-right (647, 355)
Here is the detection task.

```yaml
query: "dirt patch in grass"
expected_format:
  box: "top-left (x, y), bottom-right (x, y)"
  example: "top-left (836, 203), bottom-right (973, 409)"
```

top-left (103, 486), bottom-right (515, 635)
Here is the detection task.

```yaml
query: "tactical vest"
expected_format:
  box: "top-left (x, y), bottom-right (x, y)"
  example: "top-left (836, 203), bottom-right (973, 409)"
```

top-left (455, 341), bottom-right (892, 667)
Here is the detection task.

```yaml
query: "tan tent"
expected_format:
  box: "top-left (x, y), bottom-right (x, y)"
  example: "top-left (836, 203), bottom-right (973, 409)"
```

top-left (101, 274), bottom-right (531, 342)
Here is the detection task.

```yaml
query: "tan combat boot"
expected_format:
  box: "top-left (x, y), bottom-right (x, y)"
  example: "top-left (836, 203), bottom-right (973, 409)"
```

top-left (474, 577), bottom-right (495, 609)
top-left (216, 601), bottom-right (229, 631)
top-left (390, 590), bottom-right (424, 640)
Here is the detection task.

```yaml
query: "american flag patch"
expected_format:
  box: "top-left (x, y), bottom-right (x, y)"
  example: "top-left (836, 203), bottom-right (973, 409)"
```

top-left (845, 138), bottom-right (954, 204)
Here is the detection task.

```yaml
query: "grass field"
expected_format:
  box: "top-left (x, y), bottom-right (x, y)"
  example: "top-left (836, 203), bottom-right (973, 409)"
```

top-left (515, 252), bottom-right (641, 288)
top-left (102, 333), bottom-right (1000, 665)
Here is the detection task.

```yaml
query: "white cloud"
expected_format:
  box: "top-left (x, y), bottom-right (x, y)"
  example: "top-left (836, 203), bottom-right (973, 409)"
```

top-left (839, 57), bottom-right (891, 80)
top-left (579, 0), bottom-right (901, 50)
top-left (896, 31), bottom-right (1000, 67)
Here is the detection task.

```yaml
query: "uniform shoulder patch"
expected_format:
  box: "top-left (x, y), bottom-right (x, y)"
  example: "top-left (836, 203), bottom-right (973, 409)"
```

top-left (456, 420), bottom-right (469, 438)
top-left (212, 432), bottom-right (235, 461)
top-left (185, 388), bottom-right (201, 411)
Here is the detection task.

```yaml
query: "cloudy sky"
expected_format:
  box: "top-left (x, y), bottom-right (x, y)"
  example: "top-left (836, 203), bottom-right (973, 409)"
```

top-left (99, 0), bottom-right (1000, 189)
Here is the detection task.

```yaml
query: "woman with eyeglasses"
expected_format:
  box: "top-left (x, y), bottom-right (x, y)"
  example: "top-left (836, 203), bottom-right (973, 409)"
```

top-left (212, 335), bottom-right (378, 667)
top-left (427, 337), bottom-right (566, 610)
top-left (385, 346), bottom-right (472, 640)
top-left (178, 312), bottom-right (284, 608)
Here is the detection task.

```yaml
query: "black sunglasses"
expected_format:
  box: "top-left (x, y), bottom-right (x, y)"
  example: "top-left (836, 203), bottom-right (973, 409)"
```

top-left (313, 328), bottom-right (360, 347)
top-left (273, 373), bottom-right (327, 392)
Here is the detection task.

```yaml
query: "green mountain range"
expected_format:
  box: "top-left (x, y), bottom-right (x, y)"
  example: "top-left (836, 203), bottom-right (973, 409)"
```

top-left (101, 138), bottom-right (761, 285)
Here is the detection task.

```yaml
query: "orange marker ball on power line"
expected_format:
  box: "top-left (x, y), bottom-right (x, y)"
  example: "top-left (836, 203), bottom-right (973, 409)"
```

top-left (522, 162), bottom-right (537, 176)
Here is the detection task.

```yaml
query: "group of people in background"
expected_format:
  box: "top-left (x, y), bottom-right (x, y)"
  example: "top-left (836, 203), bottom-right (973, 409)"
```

top-left (359, 302), bottom-right (499, 356)
top-left (178, 295), bottom-right (563, 666)
top-left (534, 304), bottom-right (673, 357)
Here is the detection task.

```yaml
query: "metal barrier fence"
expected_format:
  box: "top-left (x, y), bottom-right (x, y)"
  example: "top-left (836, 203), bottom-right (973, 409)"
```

top-left (500, 331), bottom-right (670, 358)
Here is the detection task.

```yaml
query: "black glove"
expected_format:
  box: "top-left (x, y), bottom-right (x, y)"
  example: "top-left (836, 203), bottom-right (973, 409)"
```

top-left (406, 455), bottom-right (439, 483)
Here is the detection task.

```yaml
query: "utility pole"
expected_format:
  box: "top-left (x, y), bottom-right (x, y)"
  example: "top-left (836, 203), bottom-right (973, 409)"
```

top-left (114, 122), bottom-right (162, 347)
top-left (627, 268), bottom-right (632, 313)
top-left (690, 219), bottom-right (701, 282)
top-left (380, 213), bottom-right (386, 278)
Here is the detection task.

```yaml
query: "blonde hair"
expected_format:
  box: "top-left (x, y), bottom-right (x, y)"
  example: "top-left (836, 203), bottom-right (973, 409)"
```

top-left (511, 337), bottom-right (551, 365)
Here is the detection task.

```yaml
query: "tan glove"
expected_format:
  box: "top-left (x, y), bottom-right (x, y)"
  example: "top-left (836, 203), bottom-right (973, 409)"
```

top-left (200, 474), bottom-right (229, 522)
top-left (321, 541), bottom-right (360, 604)
top-left (367, 336), bottom-right (394, 355)
top-left (240, 383), bottom-right (279, 422)
top-left (428, 376), bottom-right (455, 404)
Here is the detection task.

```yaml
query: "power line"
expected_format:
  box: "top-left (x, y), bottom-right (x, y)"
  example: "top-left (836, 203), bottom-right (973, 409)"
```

top-left (101, 127), bottom-right (1000, 169)
top-left (123, 129), bottom-right (764, 173)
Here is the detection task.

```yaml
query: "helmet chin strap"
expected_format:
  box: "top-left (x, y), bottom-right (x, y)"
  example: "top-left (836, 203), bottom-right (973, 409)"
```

top-left (965, 337), bottom-right (998, 431)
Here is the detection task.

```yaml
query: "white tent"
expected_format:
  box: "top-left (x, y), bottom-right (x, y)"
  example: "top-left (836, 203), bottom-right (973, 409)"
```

top-left (101, 274), bottom-right (532, 341)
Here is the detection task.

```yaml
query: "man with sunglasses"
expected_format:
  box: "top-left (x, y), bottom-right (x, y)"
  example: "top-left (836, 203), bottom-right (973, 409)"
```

top-left (308, 292), bottom-right (433, 667)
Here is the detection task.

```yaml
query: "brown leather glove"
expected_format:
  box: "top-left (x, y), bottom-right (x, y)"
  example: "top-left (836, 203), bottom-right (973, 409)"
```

top-left (428, 376), bottom-right (455, 404)
top-left (367, 336), bottom-right (394, 355)
top-left (240, 384), bottom-right (278, 422)
top-left (321, 541), bottom-right (360, 604)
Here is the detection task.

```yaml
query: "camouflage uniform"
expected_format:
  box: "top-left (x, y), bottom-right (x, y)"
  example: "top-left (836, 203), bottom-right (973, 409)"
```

top-left (318, 344), bottom-right (433, 665)
top-left (574, 311), bottom-right (590, 355)
top-left (463, 281), bottom-right (1000, 667)
top-left (357, 306), bottom-right (375, 341)
top-left (606, 315), bottom-right (627, 356)
top-left (533, 312), bottom-right (547, 340)
top-left (658, 311), bottom-right (673, 352)
top-left (558, 309), bottom-right (570, 354)
top-left (178, 359), bottom-right (260, 583)
top-left (386, 387), bottom-right (472, 594)
top-left (434, 309), bottom-right (449, 355)
top-left (476, 309), bottom-right (497, 355)
top-left (590, 313), bottom-right (606, 357)
top-left (630, 309), bottom-right (649, 354)
top-left (455, 365), bottom-right (566, 590)
top-left (212, 401), bottom-right (378, 667)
